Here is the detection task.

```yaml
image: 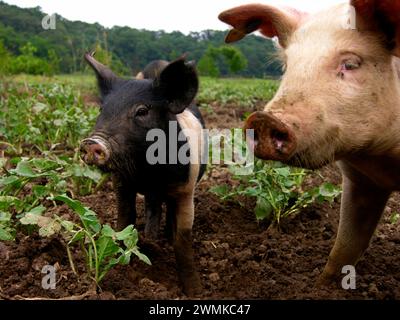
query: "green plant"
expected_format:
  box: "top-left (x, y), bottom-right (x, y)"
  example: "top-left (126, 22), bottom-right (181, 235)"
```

top-left (0, 157), bottom-right (104, 202)
top-left (0, 81), bottom-right (98, 156)
top-left (20, 195), bottom-right (150, 285)
top-left (211, 160), bottom-right (341, 224)
top-left (0, 196), bottom-right (19, 240)
top-left (198, 77), bottom-right (278, 108)
top-left (0, 157), bottom-right (105, 239)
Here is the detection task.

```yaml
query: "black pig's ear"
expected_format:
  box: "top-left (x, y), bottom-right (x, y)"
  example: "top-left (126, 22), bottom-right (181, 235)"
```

top-left (84, 52), bottom-right (120, 98)
top-left (154, 57), bottom-right (199, 114)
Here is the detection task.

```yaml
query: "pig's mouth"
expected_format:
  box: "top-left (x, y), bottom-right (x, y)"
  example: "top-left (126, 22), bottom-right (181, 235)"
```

top-left (245, 112), bottom-right (297, 162)
top-left (286, 149), bottom-right (334, 170)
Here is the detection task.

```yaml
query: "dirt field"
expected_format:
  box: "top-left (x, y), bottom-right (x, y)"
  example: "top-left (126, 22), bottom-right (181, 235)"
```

top-left (1, 102), bottom-right (399, 300)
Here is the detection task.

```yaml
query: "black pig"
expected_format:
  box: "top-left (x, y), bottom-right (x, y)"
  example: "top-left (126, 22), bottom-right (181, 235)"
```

top-left (80, 53), bottom-right (206, 296)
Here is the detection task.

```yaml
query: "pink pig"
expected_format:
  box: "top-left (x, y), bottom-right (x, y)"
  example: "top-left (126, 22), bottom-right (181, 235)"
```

top-left (219, 0), bottom-right (400, 285)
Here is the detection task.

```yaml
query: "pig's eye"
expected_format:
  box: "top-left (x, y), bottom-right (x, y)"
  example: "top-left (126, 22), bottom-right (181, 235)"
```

top-left (135, 106), bottom-right (149, 117)
top-left (340, 59), bottom-right (361, 71)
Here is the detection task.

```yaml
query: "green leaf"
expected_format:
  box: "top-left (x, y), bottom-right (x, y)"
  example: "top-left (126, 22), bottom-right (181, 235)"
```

top-left (255, 197), bottom-right (273, 221)
top-left (39, 220), bottom-right (61, 237)
top-left (32, 185), bottom-right (49, 198)
top-left (81, 211), bottom-right (101, 234)
top-left (32, 102), bottom-right (47, 113)
top-left (19, 206), bottom-right (46, 225)
top-left (0, 196), bottom-right (19, 205)
top-left (20, 213), bottom-right (41, 225)
top-left (96, 235), bottom-right (119, 263)
top-left (52, 194), bottom-right (86, 215)
top-left (0, 176), bottom-right (20, 188)
top-left (60, 220), bottom-right (75, 232)
top-left (210, 185), bottom-right (230, 197)
top-left (68, 164), bottom-right (102, 183)
top-left (51, 195), bottom-right (101, 233)
top-left (31, 158), bottom-right (60, 172)
top-left (10, 161), bottom-right (37, 177)
top-left (101, 224), bottom-right (116, 238)
top-left (133, 249), bottom-right (151, 265)
top-left (273, 167), bottom-right (291, 177)
top-left (115, 225), bottom-right (135, 241)
top-left (319, 183), bottom-right (341, 198)
top-left (116, 251), bottom-right (132, 265)
top-left (0, 226), bottom-right (14, 241)
top-left (0, 211), bottom-right (12, 222)
top-left (68, 230), bottom-right (85, 244)
top-left (27, 205), bottom-right (46, 216)
top-left (0, 158), bottom-right (7, 169)
top-left (123, 228), bottom-right (138, 249)
top-left (244, 187), bottom-right (259, 197)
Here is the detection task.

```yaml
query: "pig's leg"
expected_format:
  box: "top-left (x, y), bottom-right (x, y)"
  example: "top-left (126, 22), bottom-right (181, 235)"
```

top-left (319, 163), bottom-right (390, 285)
top-left (144, 194), bottom-right (162, 240)
top-left (165, 198), bottom-right (176, 244)
top-left (169, 194), bottom-right (201, 296)
top-left (113, 176), bottom-right (137, 230)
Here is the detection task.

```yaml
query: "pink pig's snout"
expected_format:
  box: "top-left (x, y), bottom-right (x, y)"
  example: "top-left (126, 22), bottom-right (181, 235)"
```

top-left (80, 138), bottom-right (110, 166)
top-left (245, 112), bottom-right (297, 162)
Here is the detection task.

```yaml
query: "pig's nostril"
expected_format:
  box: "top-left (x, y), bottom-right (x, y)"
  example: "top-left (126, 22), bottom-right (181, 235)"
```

top-left (252, 129), bottom-right (258, 141)
top-left (271, 130), bottom-right (289, 153)
top-left (271, 130), bottom-right (288, 142)
top-left (80, 140), bottom-right (109, 165)
top-left (93, 147), bottom-right (105, 158)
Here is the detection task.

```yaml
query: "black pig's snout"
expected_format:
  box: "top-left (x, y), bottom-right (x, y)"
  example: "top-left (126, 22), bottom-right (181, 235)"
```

top-left (80, 138), bottom-right (110, 166)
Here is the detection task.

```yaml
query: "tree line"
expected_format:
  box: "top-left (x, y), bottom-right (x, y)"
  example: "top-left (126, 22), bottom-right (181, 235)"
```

top-left (0, 1), bottom-right (282, 78)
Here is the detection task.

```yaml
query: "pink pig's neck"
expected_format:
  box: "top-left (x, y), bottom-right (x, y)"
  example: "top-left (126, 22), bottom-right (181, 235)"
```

top-left (343, 147), bottom-right (400, 191)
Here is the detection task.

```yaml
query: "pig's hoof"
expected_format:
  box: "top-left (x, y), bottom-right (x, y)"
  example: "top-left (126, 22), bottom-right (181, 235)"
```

top-left (182, 273), bottom-right (202, 297)
top-left (316, 273), bottom-right (338, 288)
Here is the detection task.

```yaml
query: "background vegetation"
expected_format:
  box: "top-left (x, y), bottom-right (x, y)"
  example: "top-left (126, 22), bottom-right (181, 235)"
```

top-left (0, 1), bottom-right (282, 78)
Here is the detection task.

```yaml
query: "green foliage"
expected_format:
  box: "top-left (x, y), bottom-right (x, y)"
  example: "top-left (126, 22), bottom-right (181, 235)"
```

top-left (88, 42), bottom-right (130, 76)
top-left (0, 199), bottom-right (16, 240)
top-left (0, 157), bottom-right (103, 202)
top-left (0, 81), bottom-right (98, 154)
top-left (198, 45), bottom-right (248, 77)
top-left (0, 157), bottom-right (147, 286)
top-left (0, 40), bottom-right (11, 75)
top-left (211, 160), bottom-right (341, 224)
top-left (20, 195), bottom-right (150, 285)
top-left (8, 42), bottom-right (54, 75)
top-left (0, 76), bottom-right (149, 286)
top-left (0, 2), bottom-right (281, 78)
top-left (198, 53), bottom-right (220, 78)
top-left (198, 77), bottom-right (279, 108)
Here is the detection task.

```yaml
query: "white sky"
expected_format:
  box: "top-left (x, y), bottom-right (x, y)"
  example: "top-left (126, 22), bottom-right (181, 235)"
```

top-left (3, 0), bottom-right (345, 34)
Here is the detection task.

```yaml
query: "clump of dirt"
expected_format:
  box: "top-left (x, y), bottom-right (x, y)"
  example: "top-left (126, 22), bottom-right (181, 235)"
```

top-left (1, 102), bottom-right (400, 300)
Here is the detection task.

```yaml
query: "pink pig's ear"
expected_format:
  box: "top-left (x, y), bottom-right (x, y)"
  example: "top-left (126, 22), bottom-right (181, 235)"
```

top-left (218, 4), bottom-right (307, 48)
top-left (351, 0), bottom-right (400, 56)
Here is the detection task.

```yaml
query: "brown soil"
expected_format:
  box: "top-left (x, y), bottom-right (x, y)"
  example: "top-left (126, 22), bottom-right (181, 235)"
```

top-left (1, 102), bottom-right (400, 300)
